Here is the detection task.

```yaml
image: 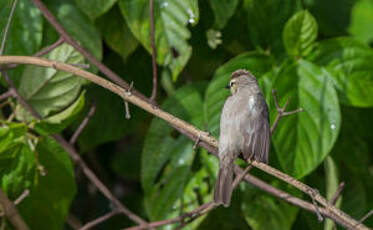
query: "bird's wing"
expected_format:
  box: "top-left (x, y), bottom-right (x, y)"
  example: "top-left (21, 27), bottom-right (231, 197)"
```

top-left (240, 96), bottom-right (270, 163)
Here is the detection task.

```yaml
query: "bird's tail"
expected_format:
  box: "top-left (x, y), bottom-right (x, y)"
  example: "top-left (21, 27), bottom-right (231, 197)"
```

top-left (214, 163), bottom-right (233, 207)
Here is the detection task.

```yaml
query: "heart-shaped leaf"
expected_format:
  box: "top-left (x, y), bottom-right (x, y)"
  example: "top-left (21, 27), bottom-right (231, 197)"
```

top-left (16, 43), bottom-right (86, 120)
top-left (283, 10), bottom-right (318, 57)
top-left (271, 60), bottom-right (341, 178)
top-left (308, 37), bottom-right (373, 107)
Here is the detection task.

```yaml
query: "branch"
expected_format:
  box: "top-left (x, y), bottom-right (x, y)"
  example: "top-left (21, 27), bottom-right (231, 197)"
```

top-left (0, 56), bottom-right (367, 230)
top-left (270, 89), bottom-right (303, 133)
top-left (330, 182), bottom-right (345, 205)
top-left (149, 0), bottom-right (158, 102)
top-left (0, 90), bottom-right (13, 101)
top-left (0, 188), bottom-right (29, 230)
top-left (79, 210), bottom-right (120, 230)
top-left (0, 189), bottom-right (29, 217)
top-left (69, 103), bottom-right (96, 144)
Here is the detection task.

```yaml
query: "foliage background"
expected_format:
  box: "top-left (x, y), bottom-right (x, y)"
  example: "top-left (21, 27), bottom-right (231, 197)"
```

top-left (0, 0), bottom-right (372, 229)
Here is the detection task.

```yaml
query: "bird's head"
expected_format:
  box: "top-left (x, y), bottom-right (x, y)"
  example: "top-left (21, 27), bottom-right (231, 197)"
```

top-left (226, 69), bottom-right (257, 95)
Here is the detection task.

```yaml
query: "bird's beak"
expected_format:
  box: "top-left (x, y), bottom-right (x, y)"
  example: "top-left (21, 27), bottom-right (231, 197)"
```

top-left (225, 84), bottom-right (230, 89)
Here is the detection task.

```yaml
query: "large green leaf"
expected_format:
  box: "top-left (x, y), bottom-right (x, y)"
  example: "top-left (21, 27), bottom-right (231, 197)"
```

top-left (96, 6), bottom-right (139, 62)
top-left (308, 37), bottom-right (373, 107)
top-left (0, 123), bottom-right (37, 199)
top-left (207, 0), bottom-right (239, 29)
top-left (34, 91), bottom-right (86, 135)
top-left (283, 10), bottom-right (318, 57)
top-left (18, 136), bottom-right (76, 230)
top-left (74, 0), bottom-right (117, 19)
top-left (271, 60), bottom-right (341, 178)
top-left (45, 0), bottom-right (102, 61)
top-left (243, 0), bottom-right (300, 54)
top-left (119, 0), bottom-right (199, 80)
top-left (204, 52), bottom-right (273, 138)
top-left (142, 84), bottom-right (204, 221)
top-left (16, 43), bottom-right (86, 120)
top-left (241, 182), bottom-right (299, 230)
top-left (348, 0), bottom-right (373, 44)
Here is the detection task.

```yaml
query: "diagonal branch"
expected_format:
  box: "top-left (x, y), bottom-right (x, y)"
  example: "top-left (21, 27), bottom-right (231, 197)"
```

top-left (69, 103), bottom-right (96, 144)
top-left (0, 56), bottom-right (365, 230)
top-left (79, 210), bottom-right (120, 230)
top-left (0, 188), bottom-right (29, 230)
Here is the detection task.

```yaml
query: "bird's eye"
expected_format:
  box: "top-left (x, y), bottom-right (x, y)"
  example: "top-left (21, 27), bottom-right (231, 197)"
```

top-left (230, 82), bottom-right (235, 87)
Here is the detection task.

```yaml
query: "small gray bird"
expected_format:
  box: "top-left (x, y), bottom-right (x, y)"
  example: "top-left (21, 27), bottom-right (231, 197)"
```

top-left (214, 69), bottom-right (270, 207)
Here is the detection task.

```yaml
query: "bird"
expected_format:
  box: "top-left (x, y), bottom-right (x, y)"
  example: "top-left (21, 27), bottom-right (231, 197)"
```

top-left (214, 69), bottom-right (270, 207)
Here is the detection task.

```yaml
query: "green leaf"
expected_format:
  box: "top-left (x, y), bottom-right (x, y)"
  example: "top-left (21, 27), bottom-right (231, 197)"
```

top-left (119, 0), bottom-right (199, 80)
top-left (207, 0), bottom-right (239, 29)
top-left (74, 0), bottom-right (117, 19)
top-left (283, 10), bottom-right (318, 57)
top-left (0, 0), bottom-right (42, 56)
top-left (34, 91), bottom-right (86, 135)
top-left (0, 0), bottom-right (42, 86)
top-left (0, 123), bottom-right (36, 199)
top-left (45, 0), bottom-right (102, 61)
top-left (243, 0), bottom-right (300, 54)
top-left (96, 6), bottom-right (138, 62)
top-left (272, 60), bottom-right (341, 178)
top-left (348, 0), bottom-right (373, 44)
top-left (19, 136), bottom-right (76, 230)
top-left (142, 84), bottom-right (204, 221)
top-left (323, 156), bottom-right (342, 230)
top-left (16, 43), bottom-right (86, 120)
top-left (241, 182), bottom-right (299, 230)
top-left (204, 52), bottom-right (273, 137)
top-left (308, 37), bottom-right (373, 107)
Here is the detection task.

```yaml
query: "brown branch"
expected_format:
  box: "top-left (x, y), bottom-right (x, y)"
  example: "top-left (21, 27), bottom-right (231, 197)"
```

top-left (0, 56), bottom-right (367, 230)
top-left (31, 0), bottom-right (152, 104)
top-left (330, 182), bottom-right (345, 205)
top-left (0, 0), bottom-right (18, 56)
top-left (0, 188), bottom-right (29, 230)
top-left (0, 189), bottom-right (29, 217)
top-left (149, 0), bottom-right (158, 102)
top-left (0, 90), bottom-right (13, 101)
top-left (79, 210), bottom-right (120, 230)
top-left (66, 214), bottom-right (83, 230)
top-left (69, 103), bottom-right (96, 144)
top-left (270, 89), bottom-right (303, 133)
top-left (354, 210), bottom-right (373, 229)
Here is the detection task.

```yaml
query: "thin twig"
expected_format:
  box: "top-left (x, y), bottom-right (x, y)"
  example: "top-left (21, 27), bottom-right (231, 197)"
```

top-left (149, 0), bottom-right (158, 102)
top-left (330, 182), bottom-right (345, 205)
top-left (0, 189), bottom-right (29, 217)
top-left (69, 103), bottom-right (96, 144)
top-left (0, 0), bottom-right (18, 56)
top-left (79, 210), bottom-right (120, 230)
top-left (354, 210), bottom-right (373, 229)
top-left (66, 214), bottom-right (83, 230)
top-left (0, 56), bottom-right (367, 230)
top-left (0, 90), bottom-right (13, 101)
top-left (308, 188), bottom-right (324, 222)
top-left (270, 89), bottom-right (303, 134)
top-left (0, 188), bottom-right (29, 230)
